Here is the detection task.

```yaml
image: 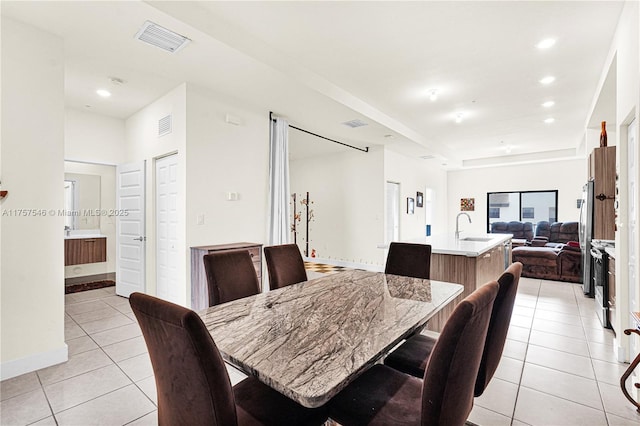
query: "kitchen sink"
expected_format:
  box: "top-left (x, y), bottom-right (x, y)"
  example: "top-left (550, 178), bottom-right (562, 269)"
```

top-left (459, 237), bottom-right (494, 242)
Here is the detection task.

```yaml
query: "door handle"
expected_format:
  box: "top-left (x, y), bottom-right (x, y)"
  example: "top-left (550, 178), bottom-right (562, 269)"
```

top-left (133, 236), bottom-right (146, 241)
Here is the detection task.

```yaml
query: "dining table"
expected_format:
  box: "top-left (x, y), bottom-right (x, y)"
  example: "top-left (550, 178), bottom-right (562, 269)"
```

top-left (198, 269), bottom-right (463, 408)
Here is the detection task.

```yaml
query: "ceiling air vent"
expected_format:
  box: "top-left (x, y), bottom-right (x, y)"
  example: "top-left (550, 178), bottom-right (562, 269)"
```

top-left (420, 155), bottom-right (436, 160)
top-left (342, 119), bottom-right (368, 128)
top-left (135, 21), bottom-right (190, 53)
top-left (158, 115), bottom-right (172, 137)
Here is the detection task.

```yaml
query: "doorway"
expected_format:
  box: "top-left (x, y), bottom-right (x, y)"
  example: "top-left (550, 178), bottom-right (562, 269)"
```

top-left (116, 161), bottom-right (146, 298)
top-left (627, 118), bottom-right (637, 360)
top-left (386, 181), bottom-right (400, 244)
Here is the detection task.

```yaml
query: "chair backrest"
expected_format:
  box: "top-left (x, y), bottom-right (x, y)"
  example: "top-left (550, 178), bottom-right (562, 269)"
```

top-left (384, 242), bottom-right (431, 279)
top-left (421, 281), bottom-right (499, 426)
top-left (474, 262), bottom-right (523, 396)
top-left (203, 250), bottom-right (260, 306)
top-left (535, 221), bottom-right (551, 238)
top-left (264, 244), bottom-right (308, 290)
top-left (130, 292), bottom-right (238, 426)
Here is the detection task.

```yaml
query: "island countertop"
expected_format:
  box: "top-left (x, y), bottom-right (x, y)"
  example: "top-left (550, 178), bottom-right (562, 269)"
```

top-left (406, 233), bottom-right (512, 257)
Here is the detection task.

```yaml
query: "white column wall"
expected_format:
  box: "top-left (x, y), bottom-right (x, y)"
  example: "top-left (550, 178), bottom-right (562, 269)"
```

top-left (1, 17), bottom-right (67, 379)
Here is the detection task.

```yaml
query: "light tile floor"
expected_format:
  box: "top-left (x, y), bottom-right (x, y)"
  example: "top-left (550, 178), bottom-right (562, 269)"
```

top-left (1, 278), bottom-right (639, 425)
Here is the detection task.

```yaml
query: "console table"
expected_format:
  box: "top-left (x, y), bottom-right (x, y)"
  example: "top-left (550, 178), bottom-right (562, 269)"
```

top-left (190, 242), bottom-right (262, 310)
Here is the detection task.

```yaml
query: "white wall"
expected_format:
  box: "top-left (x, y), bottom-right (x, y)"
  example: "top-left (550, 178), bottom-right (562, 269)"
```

top-left (65, 108), bottom-right (126, 165)
top-left (184, 85), bottom-right (270, 300)
top-left (124, 84), bottom-right (187, 302)
top-left (447, 159), bottom-right (587, 235)
top-left (596, 0), bottom-right (640, 365)
top-left (384, 149), bottom-right (448, 240)
top-left (63, 162), bottom-right (117, 279)
top-left (290, 147), bottom-right (385, 266)
top-left (185, 85), bottom-right (269, 248)
top-left (1, 17), bottom-right (67, 379)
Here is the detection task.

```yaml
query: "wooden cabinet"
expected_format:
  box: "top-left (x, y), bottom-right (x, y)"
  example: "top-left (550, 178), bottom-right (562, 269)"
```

top-left (589, 146), bottom-right (616, 240)
top-left (427, 243), bottom-right (505, 332)
top-left (64, 238), bottom-right (107, 266)
top-left (190, 242), bottom-right (263, 311)
top-left (608, 252), bottom-right (616, 333)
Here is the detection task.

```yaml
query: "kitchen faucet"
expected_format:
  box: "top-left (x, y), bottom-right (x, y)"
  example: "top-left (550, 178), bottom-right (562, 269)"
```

top-left (455, 212), bottom-right (472, 240)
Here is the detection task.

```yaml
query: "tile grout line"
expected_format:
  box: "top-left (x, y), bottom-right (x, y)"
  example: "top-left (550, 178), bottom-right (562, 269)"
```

top-left (509, 278), bottom-right (542, 426)
top-left (579, 289), bottom-right (612, 426)
top-left (58, 291), bottom-right (157, 424)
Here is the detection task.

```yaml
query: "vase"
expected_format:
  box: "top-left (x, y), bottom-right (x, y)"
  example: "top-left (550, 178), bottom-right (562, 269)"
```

top-left (600, 121), bottom-right (607, 147)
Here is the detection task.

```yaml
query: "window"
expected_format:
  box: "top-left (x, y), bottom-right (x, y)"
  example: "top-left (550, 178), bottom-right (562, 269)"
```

top-left (487, 190), bottom-right (558, 232)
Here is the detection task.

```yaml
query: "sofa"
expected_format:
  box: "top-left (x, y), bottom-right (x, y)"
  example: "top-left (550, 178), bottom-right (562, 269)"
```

top-left (490, 221), bottom-right (534, 242)
top-left (511, 221), bottom-right (582, 283)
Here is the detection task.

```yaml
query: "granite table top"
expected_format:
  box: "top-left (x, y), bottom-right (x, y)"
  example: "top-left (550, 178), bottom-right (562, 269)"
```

top-left (198, 270), bottom-right (463, 408)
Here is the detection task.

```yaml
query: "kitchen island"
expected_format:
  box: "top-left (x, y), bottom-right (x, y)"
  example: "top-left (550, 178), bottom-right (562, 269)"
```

top-left (407, 233), bottom-right (512, 331)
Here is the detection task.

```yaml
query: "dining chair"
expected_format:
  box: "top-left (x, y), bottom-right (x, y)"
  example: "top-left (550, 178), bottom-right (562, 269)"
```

top-left (129, 292), bottom-right (328, 426)
top-left (203, 250), bottom-right (260, 306)
top-left (384, 262), bottom-right (523, 396)
top-left (384, 242), bottom-right (432, 279)
top-left (264, 243), bottom-right (308, 290)
top-left (328, 280), bottom-right (499, 426)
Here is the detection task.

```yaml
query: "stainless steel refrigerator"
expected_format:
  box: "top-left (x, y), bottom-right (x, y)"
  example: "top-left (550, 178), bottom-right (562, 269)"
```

top-left (579, 180), bottom-right (594, 295)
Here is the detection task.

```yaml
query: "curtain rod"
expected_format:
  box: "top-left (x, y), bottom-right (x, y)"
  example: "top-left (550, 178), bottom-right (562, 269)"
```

top-left (270, 112), bottom-right (369, 153)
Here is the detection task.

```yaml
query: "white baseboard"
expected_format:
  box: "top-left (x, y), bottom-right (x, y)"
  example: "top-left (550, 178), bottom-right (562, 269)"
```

top-left (1, 343), bottom-right (68, 381)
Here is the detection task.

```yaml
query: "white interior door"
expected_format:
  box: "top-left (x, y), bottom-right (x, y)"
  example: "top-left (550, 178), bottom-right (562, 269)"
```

top-left (116, 161), bottom-right (146, 298)
top-left (386, 181), bottom-right (400, 243)
top-left (155, 155), bottom-right (180, 304)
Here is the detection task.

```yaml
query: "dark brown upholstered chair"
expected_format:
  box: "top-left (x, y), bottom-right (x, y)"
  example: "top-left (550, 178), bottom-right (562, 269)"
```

top-left (264, 244), bottom-right (307, 290)
top-left (329, 280), bottom-right (499, 426)
top-left (384, 242), bottom-right (432, 279)
top-left (384, 262), bottom-right (522, 397)
top-left (203, 250), bottom-right (260, 306)
top-left (130, 292), bottom-right (328, 426)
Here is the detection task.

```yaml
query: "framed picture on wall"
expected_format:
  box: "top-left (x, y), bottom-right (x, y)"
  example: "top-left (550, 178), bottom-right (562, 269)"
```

top-left (416, 192), bottom-right (424, 207)
top-left (407, 197), bottom-right (415, 214)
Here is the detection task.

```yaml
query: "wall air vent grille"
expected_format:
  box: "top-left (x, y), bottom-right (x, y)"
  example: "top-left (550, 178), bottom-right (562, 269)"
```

top-left (342, 119), bottom-right (368, 128)
top-left (135, 21), bottom-right (190, 53)
top-left (158, 115), bottom-right (172, 137)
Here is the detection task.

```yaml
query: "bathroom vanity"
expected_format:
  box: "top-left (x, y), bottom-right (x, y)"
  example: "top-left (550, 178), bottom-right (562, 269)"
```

top-left (64, 233), bottom-right (107, 265)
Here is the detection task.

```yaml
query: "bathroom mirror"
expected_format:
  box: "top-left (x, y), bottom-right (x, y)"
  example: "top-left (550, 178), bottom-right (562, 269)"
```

top-left (64, 172), bottom-right (101, 230)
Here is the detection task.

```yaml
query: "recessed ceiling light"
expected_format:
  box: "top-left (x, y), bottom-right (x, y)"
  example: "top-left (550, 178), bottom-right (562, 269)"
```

top-left (536, 38), bottom-right (556, 49)
top-left (542, 101), bottom-right (555, 108)
top-left (544, 118), bottom-right (555, 124)
top-left (429, 89), bottom-right (438, 101)
top-left (455, 112), bottom-right (464, 123)
top-left (539, 76), bottom-right (556, 85)
top-left (96, 89), bottom-right (111, 98)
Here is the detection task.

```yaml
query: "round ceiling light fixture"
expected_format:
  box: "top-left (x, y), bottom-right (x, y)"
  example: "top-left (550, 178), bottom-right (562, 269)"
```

top-left (96, 89), bottom-right (112, 98)
top-left (542, 101), bottom-right (555, 108)
top-left (544, 117), bottom-right (555, 124)
top-left (539, 76), bottom-right (556, 85)
top-left (536, 38), bottom-right (556, 49)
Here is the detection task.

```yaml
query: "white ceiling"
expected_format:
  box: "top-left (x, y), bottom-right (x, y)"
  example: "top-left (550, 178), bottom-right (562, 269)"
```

top-left (1, 1), bottom-right (623, 168)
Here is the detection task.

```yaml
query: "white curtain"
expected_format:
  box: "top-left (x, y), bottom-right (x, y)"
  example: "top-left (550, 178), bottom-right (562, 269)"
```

top-left (268, 117), bottom-right (291, 245)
